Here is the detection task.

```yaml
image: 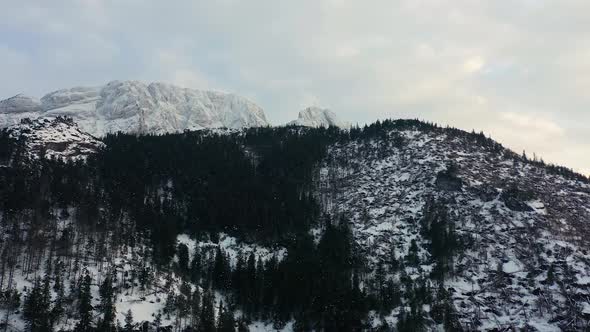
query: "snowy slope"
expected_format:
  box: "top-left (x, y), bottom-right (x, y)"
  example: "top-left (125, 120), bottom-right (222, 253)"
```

top-left (0, 81), bottom-right (269, 136)
top-left (0, 94), bottom-right (43, 127)
top-left (0, 229), bottom-right (286, 332)
top-left (288, 106), bottom-right (350, 128)
top-left (2, 117), bottom-right (589, 331)
top-left (0, 94), bottom-right (42, 114)
top-left (6, 117), bottom-right (104, 160)
top-left (318, 124), bottom-right (590, 330)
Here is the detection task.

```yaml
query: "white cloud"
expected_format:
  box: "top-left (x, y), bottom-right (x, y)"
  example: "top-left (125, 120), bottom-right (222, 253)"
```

top-left (171, 70), bottom-right (210, 91)
top-left (499, 112), bottom-right (564, 137)
top-left (151, 49), bottom-right (211, 90)
top-left (463, 56), bottom-right (485, 74)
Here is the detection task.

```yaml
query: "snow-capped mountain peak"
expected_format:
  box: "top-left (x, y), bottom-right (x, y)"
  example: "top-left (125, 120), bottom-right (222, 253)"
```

top-left (288, 106), bottom-right (350, 128)
top-left (0, 80), bottom-right (269, 136)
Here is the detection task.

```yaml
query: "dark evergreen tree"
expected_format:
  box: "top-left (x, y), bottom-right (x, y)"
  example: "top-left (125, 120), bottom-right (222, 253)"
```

top-left (75, 272), bottom-right (93, 332)
top-left (190, 289), bottom-right (201, 329)
top-left (199, 290), bottom-right (216, 332)
top-left (124, 309), bottom-right (134, 332)
top-left (190, 245), bottom-right (202, 284)
top-left (98, 276), bottom-right (116, 331)
top-left (213, 247), bottom-right (231, 291)
top-left (217, 302), bottom-right (236, 332)
top-left (50, 267), bottom-right (65, 327)
top-left (23, 279), bottom-right (51, 332)
top-left (177, 243), bottom-right (190, 275)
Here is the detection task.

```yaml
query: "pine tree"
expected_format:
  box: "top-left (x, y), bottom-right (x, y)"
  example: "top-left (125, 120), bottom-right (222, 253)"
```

top-left (23, 278), bottom-right (52, 332)
top-left (177, 243), bottom-right (190, 275)
top-left (51, 266), bottom-right (66, 327)
top-left (40, 274), bottom-right (52, 331)
top-left (374, 262), bottom-right (386, 309)
top-left (99, 276), bottom-right (116, 331)
top-left (199, 290), bottom-right (216, 332)
top-left (190, 245), bottom-right (202, 283)
top-left (1, 288), bottom-right (21, 332)
top-left (213, 247), bottom-right (230, 291)
top-left (23, 279), bottom-right (50, 332)
top-left (176, 293), bottom-right (189, 329)
top-left (232, 253), bottom-right (245, 307)
top-left (76, 272), bottom-right (93, 332)
top-left (217, 302), bottom-right (236, 332)
top-left (244, 252), bottom-right (257, 317)
top-left (124, 309), bottom-right (134, 332)
top-left (190, 289), bottom-right (201, 328)
top-left (164, 290), bottom-right (176, 319)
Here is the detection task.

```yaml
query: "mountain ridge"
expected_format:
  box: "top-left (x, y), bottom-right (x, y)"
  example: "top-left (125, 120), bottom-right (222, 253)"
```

top-left (0, 80), bottom-right (269, 136)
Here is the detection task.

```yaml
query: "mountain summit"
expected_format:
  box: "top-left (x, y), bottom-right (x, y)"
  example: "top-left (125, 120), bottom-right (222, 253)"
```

top-left (288, 106), bottom-right (350, 128)
top-left (0, 81), bottom-right (269, 136)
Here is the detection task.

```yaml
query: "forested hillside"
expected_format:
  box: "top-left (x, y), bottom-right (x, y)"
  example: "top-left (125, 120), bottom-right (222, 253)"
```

top-left (0, 118), bottom-right (588, 331)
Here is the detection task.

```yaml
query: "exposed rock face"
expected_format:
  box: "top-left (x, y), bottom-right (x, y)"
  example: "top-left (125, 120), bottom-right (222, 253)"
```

top-left (288, 106), bottom-right (349, 128)
top-left (6, 117), bottom-right (104, 160)
top-left (0, 81), bottom-right (269, 136)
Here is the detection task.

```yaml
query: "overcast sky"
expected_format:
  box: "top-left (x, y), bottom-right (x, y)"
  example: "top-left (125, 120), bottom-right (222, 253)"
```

top-left (1, 0), bottom-right (589, 174)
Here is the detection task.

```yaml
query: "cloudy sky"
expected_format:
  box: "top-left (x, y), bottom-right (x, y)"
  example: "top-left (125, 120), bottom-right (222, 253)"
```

top-left (1, 0), bottom-right (589, 174)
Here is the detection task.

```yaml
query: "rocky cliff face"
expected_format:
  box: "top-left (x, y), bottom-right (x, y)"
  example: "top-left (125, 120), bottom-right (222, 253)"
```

top-left (5, 117), bottom-right (103, 161)
top-left (288, 106), bottom-right (350, 128)
top-left (0, 81), bottom-right (269, 136)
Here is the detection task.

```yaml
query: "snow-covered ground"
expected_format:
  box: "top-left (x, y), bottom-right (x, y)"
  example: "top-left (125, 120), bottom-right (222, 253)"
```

top-left (0, 230), bottom-right (288, 331)
top-left (176, 233), bottom-right (287, 268)
top-left (318, 126), bottom-right (590, 330)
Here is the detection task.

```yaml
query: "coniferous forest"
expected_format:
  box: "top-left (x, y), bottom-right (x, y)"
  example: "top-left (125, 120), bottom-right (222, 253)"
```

top-left (0, 120), bottom-right (589, 331)
top-left (0, 123), bottom-right (375, 331)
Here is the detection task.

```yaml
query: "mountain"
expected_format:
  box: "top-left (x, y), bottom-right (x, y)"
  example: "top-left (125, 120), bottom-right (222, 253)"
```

top-left (319, 121), bottom-right (590, 330)
top-left (0, 94), bottom-right (42, 114)
top-left (0, 119), bottom-right (588, 331)
top-left (288, 106), bottom-right (350, 128)
top-left (0, 80), bottom-right (269, 136)
top-left (5, 117), bottom-right (103, 161)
